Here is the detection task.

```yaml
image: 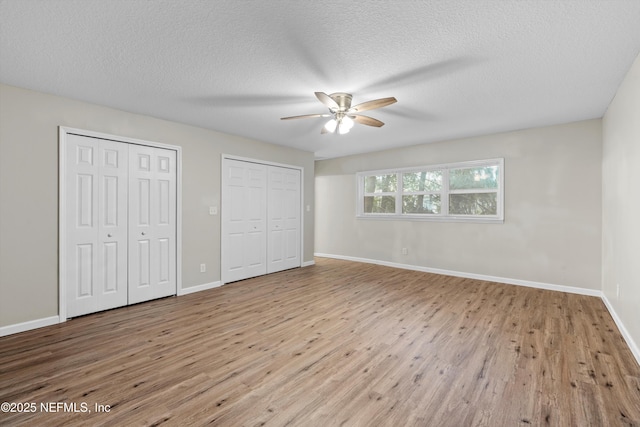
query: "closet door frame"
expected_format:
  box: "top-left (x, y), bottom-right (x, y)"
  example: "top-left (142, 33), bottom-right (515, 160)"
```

top-left (58, 126), bottom-right (182, 322)
top-left (221, 154), bottom-right (304, 284)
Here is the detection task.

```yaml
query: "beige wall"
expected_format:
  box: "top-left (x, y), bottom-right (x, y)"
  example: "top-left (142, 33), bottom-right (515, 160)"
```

top-left (0, 84), bottom-right (315, 327)
top-left (315, 120), bottom-right (602, 290)
top-left (602, 53), bottom-right (640, 353)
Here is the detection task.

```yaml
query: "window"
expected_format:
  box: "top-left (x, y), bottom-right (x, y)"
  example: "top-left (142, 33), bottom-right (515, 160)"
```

top-left (363, 173), bottom-right (397, 214)
top-left (357, 159), bottom-right (503, 222)
top-left (402, 170), bottom-right (442, 214)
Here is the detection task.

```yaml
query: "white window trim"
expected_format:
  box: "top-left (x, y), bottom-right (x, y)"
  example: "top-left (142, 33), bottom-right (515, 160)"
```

top-left (356, 158), bottom-right (504, 223)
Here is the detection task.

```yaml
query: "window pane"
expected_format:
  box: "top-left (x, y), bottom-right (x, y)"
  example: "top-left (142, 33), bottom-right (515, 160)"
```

top-left (364, 174), bottom-right (397, 193)
top-left (449, 193), bottom-right (497, 215)
top-left (402, 171), bottom-right (442, 192)
top-left (403, 194), bottom-right (441, 214)
top-left (364, 196), bottom-right (396, 213)
top-left (449, 166), bottom-right (499, 190)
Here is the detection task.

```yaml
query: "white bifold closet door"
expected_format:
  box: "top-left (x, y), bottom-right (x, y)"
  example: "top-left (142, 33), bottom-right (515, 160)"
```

top-left (222, 158), bottom-right (301, 283)
top-left (128, 144), bottom-right (177, 304)
top-left (65, 134), bottom-right (176, 317)
top-left (223, 160), bottom-right (268, 283)
top-left (65, 135), bottom-right (129, 316)
top-left (267, 166), bottom-right (301, 274)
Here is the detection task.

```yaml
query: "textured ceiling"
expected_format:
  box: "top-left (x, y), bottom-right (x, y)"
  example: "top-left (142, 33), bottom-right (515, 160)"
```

top-left (1, 0), bottom-right (639, 159)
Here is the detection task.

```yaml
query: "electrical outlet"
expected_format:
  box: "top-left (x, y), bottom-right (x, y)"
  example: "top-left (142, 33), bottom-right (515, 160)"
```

top-left (402, 248), bottom-right (408, 255)
top-left (200, 263), bottom-right (206, 273)
top-left (209, 206), bottom-right (217, 215)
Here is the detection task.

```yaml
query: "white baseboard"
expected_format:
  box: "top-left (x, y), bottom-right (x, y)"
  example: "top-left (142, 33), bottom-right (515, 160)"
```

top-left (3, 258), bottom-right (637, 368)
top-left (178, 281), bottom-right (223, 296)
top-left (314, 253), bottom-right (602, 296)
top-left (315, 252), bottom-right (640, 367)
top-left (601, 295), bottom-right (640, 367)
top-left (1, 282), bottom-right (225, 337)
top-left (0, 315), bottom-right (60, 337)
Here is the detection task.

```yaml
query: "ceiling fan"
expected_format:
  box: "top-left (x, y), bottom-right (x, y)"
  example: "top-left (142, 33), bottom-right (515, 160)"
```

top-left (281, 92), bottom-right (397, 135)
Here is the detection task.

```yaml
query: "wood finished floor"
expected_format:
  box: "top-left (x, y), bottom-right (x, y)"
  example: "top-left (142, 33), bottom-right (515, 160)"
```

top-left (1, 257), bottom-right (639, 426)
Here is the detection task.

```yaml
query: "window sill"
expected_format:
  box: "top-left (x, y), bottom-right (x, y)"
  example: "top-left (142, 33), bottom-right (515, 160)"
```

top-left (356, 214), bottom-right (504, 224)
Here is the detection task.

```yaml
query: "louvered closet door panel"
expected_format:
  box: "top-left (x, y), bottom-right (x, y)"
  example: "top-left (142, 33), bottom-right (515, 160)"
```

top-left (66, 135), bottom-right (128, 317)
top-left (128, 144), bottom-right (177, 304)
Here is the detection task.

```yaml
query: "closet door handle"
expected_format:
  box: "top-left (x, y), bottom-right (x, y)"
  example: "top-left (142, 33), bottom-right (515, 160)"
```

top-left (107, 234), bottom-right (112, 238)
top-left (141, 232), bottom-right (146, 236)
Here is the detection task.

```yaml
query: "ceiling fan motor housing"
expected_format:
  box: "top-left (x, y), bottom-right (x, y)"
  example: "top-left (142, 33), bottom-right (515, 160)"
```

top-left (329, 93), bottom-right (353, 111)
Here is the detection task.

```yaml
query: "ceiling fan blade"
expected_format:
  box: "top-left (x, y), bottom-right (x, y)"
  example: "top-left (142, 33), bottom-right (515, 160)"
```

top-left (320, 126), bottom-right (331, 134)
top-left (348, 97), bottom-right (397, 113)
top-left (280, 113), bottom-right (330, 120)
top-left (315, 92), bottom-right (340, 110)
top-left (352, 114), bottom-right (385, 127)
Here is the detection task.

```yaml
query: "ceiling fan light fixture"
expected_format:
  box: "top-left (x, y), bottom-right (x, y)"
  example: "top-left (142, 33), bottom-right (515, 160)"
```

top-left (324, 118), bottom-right (337, 133)
top-left (338, 116), bottom-right (354, 134)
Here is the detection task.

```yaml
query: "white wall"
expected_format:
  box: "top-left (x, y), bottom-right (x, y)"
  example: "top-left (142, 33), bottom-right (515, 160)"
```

top-left (315, 120), bottom-right (602, 291)
top-left (602, 53), bottom-right (640, 358)
top-left (0, 83), bottom-right (315, 328)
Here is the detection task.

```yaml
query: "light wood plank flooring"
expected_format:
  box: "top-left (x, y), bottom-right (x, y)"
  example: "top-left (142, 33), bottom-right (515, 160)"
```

top-left (1, 257), bottom-right (639, 426)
